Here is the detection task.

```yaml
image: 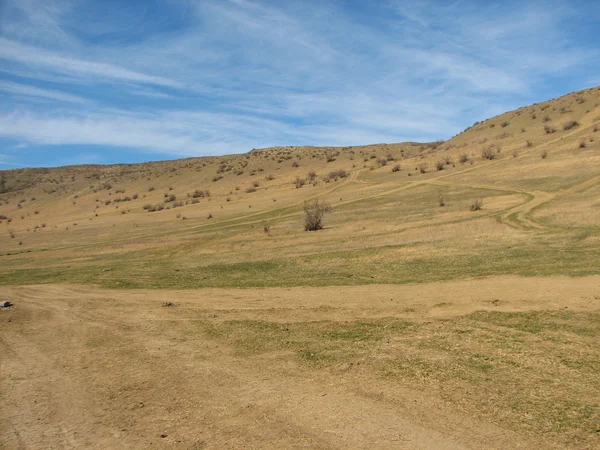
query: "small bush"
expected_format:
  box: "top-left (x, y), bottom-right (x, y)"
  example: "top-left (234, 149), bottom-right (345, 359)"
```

top-left (438, 191), bottom-right (445, 207)
top-left (294, 177), bottom-right (306, 188)
top-left (263, 223), bottom-right (271, 233)
top-left (307, 171), bottom-right (317, 181)
top-left (418, 163), bottom-right (427, 173)
top-left (526, 140), bottom-right (533, 147)
top-left (563, 120), bottom-right (579, 131)
top-left (328, 169), bottom-right (348, 180)
top-left (391, 164), bottom-right (401, 172)
top-left (512, 150), bottom-right (519, 158)
top-left (246, 186), bottom-right (257, 193)
top-left (292, 161), bottom-right (299, 167)
top-left (192, 189), bottom-right (210, 198)
top-left (544, 125), bottom-right (557, 134)
top-left (376, 158), bottom-right (387, 167)
top-left (541, 150), bottom-right (548, 159)
top-left (252, 180), bottom-right (260, 188)
top-left (459, 153), bottom-right (469, 164)
top-left (470, 198), bottom-right (483, 211)
top-left (303, 200), bottom-right (331, 231)
top-left (500, 121), bottom-right (509, 127)
top-left (481, 146), bottom-right (496, 160)
top-left (435, 160), bottom-right (445, 171)
top-left (579, 140), bottom-right (586, 148)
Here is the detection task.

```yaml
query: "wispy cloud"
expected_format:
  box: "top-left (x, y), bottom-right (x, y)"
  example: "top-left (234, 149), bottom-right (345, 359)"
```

top-left (0, 38), bottom-right (179, 88)
top-left (0, 0), bottom-right (599, 168)
top-left (0, 80), bottom-right (87, 104)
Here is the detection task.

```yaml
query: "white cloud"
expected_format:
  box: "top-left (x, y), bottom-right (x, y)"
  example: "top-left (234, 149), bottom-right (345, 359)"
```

top-left (0, 81), bottom-right (87, 104)
top-left (0, 0), bottom-right (598, 163)
top-left (0, 38), bottom-right (179, 88)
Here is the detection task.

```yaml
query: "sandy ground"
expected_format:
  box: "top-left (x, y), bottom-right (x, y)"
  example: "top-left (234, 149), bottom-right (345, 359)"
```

top-left (1, 276), bottom-right (599, 449)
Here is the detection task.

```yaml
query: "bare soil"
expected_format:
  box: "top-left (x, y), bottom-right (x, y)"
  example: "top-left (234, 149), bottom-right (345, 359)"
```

top-left (2, 276), bottom-right (599, 449)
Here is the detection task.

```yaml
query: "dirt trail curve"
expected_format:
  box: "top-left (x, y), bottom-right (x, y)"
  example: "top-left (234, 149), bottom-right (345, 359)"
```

top-left (3, 279), bottom-right (596, 449)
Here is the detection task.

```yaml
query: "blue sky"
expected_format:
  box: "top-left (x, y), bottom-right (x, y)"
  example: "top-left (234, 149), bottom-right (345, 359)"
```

top-left (1, 0), bottom-right (599, 169)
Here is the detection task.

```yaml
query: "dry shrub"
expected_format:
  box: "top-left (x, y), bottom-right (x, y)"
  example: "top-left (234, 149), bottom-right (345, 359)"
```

top-left (481, 146), bottom-right (496, 160)
top-left (294, 177), bottom-right (306, 188)
top-left (544, 125), bottom-right (557, 134)
top-left (563, 120), bottom-right (579, 131)
top-left (303, 200), bottom-right (331, 231)
top-left (459, 153), bottom-right (469, 164)
top-left (328, 169), bottom-right (348, 180)
top-left (470, 198), bottom-right (483, 211)
top-left (391, 164), bottom-right (401, 172)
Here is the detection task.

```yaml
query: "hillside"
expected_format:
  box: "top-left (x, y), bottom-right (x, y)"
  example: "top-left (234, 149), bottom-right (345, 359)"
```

top-left (1, 86), bottom-right (600, 449)
top-left (1, 86), bottom-right (599, 288)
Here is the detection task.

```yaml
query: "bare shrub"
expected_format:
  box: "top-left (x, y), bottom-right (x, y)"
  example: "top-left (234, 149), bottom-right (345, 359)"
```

top-left (579, 140), bottom-right (586, 148)
top-left (563, 120), bottom-right (579, 131)
top-left (328, 169), bottom-right (348, 180)
top-left (303, 200), bottom-right (331, 231)
top-left (246, 186), bottom-right (257, 193)
top-left (459, 153), bottom-right (469, 164)
top-left (391, 164), bottom-right (401, 172)
top-left (418, 163), bottom-right (427, 173)
top-left (294, 177), bottom-right (306, 188)
top-left (435, 160), bottom-right (445, 171)
top-left (438, 191), bottom-right (445, 207)
top-left (512, 150), bottom-right (519, 158)
top-left (263, 222), bottom-right (271, 233)
top-left (470, 198), bottom-right (483, 211)
top-left (541, 150), bottom-right (548, 159)
top-left (292, 161), bottom-right (299, 167)
top-left (376, 157), bottom-right (387, 167)
top-left (500, 121), bottom-right (509, 127)
top-left (526, 140), bottom-right (533, 147)
top-left (252, 180), bottom-right (260, 188)
top-left (544, 125), bottom-right (557, 134)
top-left (481, 146), bottom-right (496, 160)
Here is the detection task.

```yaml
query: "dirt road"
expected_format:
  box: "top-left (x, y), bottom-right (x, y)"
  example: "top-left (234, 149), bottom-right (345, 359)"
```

top-left (2, 277), bottom-right (599, 449)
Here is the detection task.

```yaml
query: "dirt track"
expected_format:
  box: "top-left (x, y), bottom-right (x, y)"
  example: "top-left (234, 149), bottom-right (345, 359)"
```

top-left (1, 277), bottom-right (599, 449)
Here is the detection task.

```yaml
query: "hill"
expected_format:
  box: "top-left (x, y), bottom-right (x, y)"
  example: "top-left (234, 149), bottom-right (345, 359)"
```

top-left (1, 86), bottom-right (599, 288)
top-left (1, 86), bottom-right (599, 449)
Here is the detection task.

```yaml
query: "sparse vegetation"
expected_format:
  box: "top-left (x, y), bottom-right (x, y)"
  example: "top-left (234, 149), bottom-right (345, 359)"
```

top-left (563, 120), bottom-right (579, 131)
top-left (303, 200), bottom-right (331, 231)
top-left (470, 197), bottom-right (483, 211)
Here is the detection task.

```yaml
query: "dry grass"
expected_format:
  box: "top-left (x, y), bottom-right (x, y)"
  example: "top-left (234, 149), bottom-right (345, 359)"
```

top-left (1, 85), bottom-right (600, 448)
